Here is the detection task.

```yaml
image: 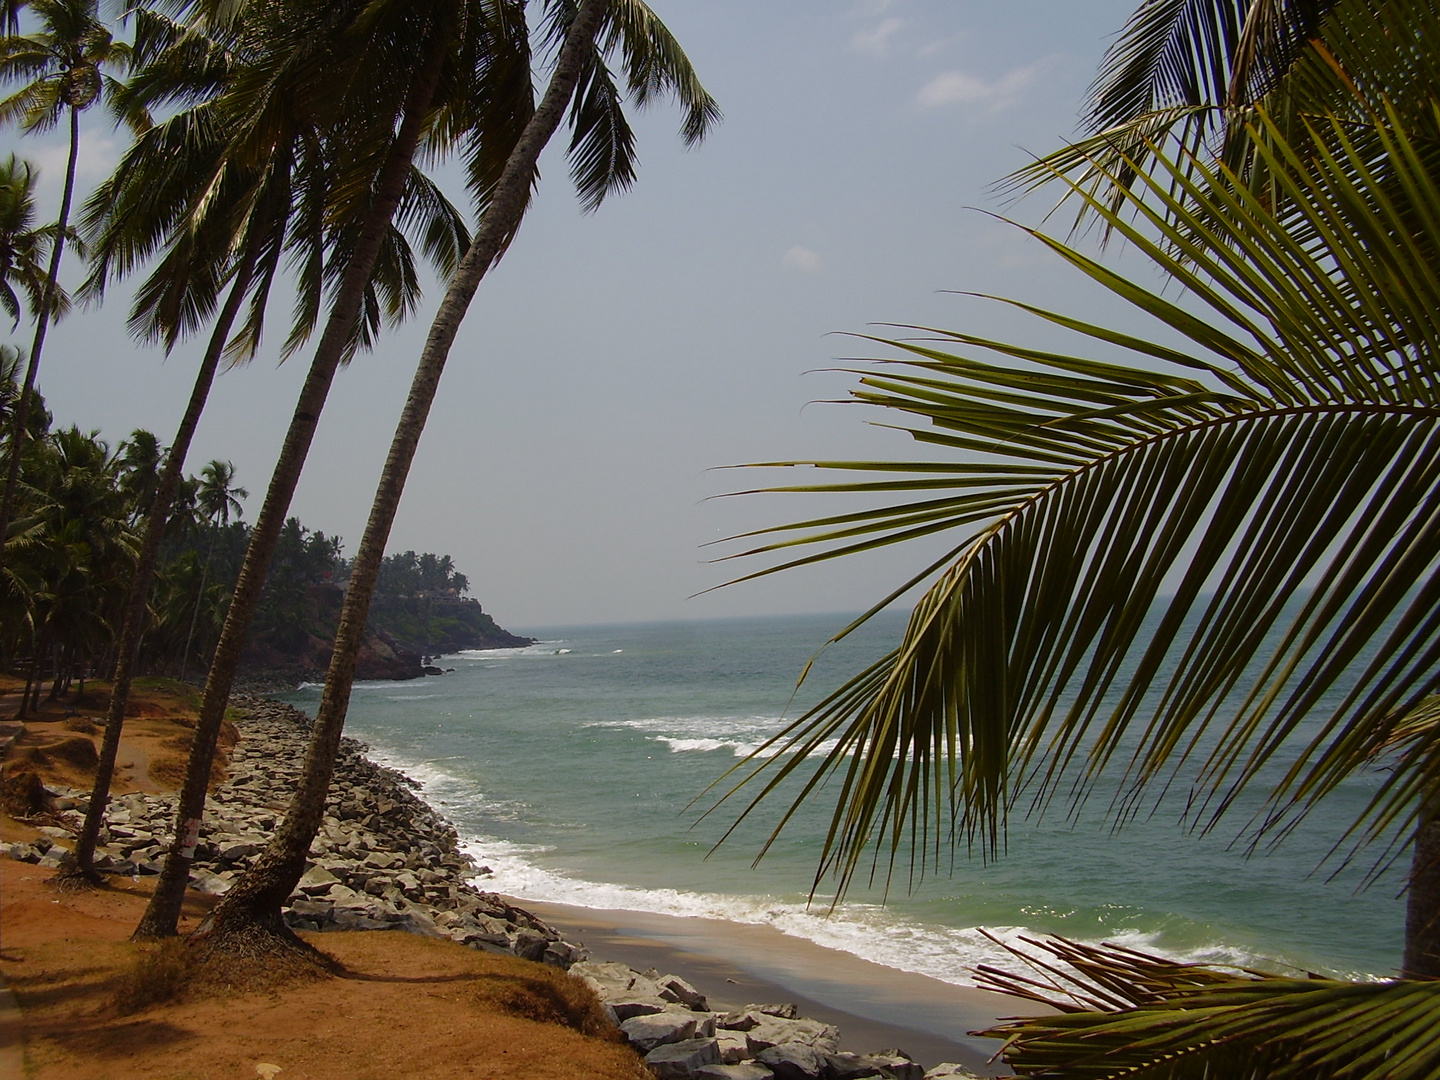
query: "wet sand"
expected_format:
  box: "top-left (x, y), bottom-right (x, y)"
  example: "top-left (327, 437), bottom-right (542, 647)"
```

top-left (522, 900), bottom-right (1034, 1074)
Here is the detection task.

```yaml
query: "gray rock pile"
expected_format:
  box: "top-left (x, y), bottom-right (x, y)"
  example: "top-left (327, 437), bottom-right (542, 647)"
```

top-left (5, 695), bottom-right (988, 1079)
top-left (570, 960), bottom-right (984, 1080)
top-left (4, 696), bottom-right (585, 965)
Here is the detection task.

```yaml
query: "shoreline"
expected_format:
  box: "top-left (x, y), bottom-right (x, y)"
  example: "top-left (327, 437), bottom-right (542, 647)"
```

top-left (10, 692), bottom-right (1023, 1075)
top-left (521, 899), bottom-right (1014, 1072)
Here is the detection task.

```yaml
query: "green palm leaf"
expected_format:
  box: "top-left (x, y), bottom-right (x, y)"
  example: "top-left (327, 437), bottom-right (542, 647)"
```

top-left (710, 103), bottom-right (1440, 905)
top-left (973, 937), bottom-right (1440, 1080)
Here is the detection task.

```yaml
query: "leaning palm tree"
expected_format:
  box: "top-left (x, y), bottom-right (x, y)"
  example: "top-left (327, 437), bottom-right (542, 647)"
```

top-left (59, 0), bottom-right (476, 890)
top-left (712, 98), bottom-right (1440, 1079)
top-left (60, 0), bottom-right (478, 898)
top-left (198, 0), bottom-right (718, 951)
top-left (0, 0), bottom-right (146, 573)
top-left (132, 0), bottom-right (539, 939)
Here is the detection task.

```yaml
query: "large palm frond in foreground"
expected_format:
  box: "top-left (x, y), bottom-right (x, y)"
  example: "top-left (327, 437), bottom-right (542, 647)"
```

top-left (711, 104), bottom-right (1440, 972)
top-left (970, 936), bottom-right (1440, 1080)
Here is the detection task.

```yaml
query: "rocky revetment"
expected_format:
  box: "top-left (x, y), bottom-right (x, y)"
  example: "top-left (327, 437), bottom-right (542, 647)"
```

top-left (5, 696), bottom-right (984, 1080)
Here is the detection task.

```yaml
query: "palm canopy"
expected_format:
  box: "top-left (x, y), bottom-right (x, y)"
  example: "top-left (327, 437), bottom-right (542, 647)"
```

top-left (80, 1), bottom-right (489, 361)
top-left (1006, 0), bottom-right (1433, 232)
top-left (0, 153), bottom-right (56, 327)
top-left (712, 101), bottom-right (1440, 905)
top-left (0, 0), bottom-right (147, 134)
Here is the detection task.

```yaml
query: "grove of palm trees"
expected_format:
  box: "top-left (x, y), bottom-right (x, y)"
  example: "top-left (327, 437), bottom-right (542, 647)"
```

top-left (3, 0), bottom-right (1439, 1077)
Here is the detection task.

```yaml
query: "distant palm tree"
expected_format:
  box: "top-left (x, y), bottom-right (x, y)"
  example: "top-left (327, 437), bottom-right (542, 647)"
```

top-left (200, 0), bottom-right (718, 949)
top-left (0, 0), bottom-right (147, 573)
top-left (178, 459), bottom-right (245, 680)
top-left (0, 154), bottom-right (53, 327)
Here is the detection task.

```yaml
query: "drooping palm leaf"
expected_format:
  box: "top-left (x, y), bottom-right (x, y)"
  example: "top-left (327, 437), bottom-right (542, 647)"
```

top-left (709, 103), bottom-right (1440, 901)
top-left (973, 936), bottom-right (1440, 1080)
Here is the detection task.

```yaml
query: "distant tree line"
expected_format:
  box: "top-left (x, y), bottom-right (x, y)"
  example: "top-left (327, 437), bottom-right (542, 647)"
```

top-left (0, 371), bottom-right (486, 711)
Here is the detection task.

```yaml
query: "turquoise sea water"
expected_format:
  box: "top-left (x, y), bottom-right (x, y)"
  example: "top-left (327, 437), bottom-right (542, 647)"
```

top-left (282, 611), bottom-right (1407, 987)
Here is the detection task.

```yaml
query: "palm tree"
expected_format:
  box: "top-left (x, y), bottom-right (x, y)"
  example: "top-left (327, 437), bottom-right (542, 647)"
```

top-left (0, 0), bottom-right (146, 576)
top-left (713, 31), bottom-right (1440, 1080)
top-left (0, 153), bottom-right (52, 327)
top-left (60, 0), bottom-right (476, 888)
top-left (178, 459), bottom-right (245, 680)
top-left (132, 0), bottom-right (539, 939)
top-left (198, 0), bottom-right (718, 949)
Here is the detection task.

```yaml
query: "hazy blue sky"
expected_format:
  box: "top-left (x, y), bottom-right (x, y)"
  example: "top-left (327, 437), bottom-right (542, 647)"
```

top-left (15, 0), bottom-right (1163, 630)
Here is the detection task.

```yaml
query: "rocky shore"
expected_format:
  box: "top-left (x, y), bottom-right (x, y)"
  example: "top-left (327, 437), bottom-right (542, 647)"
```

top-left (5, 696), bottom-right (985, 1080)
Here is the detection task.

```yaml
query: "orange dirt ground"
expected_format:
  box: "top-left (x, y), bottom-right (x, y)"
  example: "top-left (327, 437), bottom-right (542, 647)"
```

top-left (0, 678), bottom-right (650, 1080)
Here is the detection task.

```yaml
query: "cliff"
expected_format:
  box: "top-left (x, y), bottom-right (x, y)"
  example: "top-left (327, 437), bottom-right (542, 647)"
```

top-left (239, 585), bottom-right (533, 681)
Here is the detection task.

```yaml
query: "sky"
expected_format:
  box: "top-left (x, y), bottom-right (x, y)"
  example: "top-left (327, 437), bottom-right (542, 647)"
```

top-left (12, 0), bottom-right (1164, 630)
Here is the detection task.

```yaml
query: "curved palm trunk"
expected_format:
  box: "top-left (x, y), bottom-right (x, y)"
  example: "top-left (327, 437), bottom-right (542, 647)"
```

top-left (59, 253), bottom-right (258, 885)
top-left (0, 104), bottom-right (79, 579)
top-left (133, 28), bottom-right (451, 941)
top-left (200, 0), bottom-right (610, 943)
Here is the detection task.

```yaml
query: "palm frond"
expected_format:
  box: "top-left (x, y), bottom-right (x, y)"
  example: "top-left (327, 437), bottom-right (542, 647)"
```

top-left (710, 104), bottom-right (1440, 899)
top-left (974, 937), bottom-right (1440, 1080)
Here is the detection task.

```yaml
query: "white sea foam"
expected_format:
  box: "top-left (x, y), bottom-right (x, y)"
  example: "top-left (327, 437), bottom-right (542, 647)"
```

top-left (653, 735), bottom-right (842, 759)
top-left (349, 741), bottom-right (1286, 989)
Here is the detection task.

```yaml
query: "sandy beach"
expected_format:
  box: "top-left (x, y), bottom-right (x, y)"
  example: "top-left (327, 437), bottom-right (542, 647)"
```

top-left (526, 899), bottom-right (1025, 1074)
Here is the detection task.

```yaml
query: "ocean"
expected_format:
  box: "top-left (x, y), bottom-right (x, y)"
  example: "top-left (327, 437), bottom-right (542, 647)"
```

top-left (281, 611), bottom-right (1407, 990)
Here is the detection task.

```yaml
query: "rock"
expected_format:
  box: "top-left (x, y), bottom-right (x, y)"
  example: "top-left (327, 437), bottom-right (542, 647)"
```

top-left (188, 869), bottom-right (233, 895)
top-left (745, 1017), bottom-right (841, 1055)
top-left (866, 1053), bottom-right (923, 1080)
top-left (296, 865), bottom-right (340, 894)
top-left (825, 1052), bottom-right (897, 1079)
top-left (696, 1065), bottom-right (775, 1080)
top-left (644, 1038), bottom-right (722, 1080)
top-left (541, 939), bottom-right (586, 967)
top-left (660, 974), bottom-right (709, 1010)
top-left (508, 928), bottom-right (549, 962)
top-left (755, 1043), bottom-right (828, 1080)
top-left (621, 1011), bottom-right (698, 1052)
top-left (715, 1031), bottom-right (751, 1065)
top-left (217, 841), bottom-right (262, 862)
top-left (923, 1067), bottom-right (985, 1080)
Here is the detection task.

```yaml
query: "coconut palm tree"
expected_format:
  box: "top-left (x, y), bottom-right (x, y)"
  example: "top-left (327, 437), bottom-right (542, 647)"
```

top-left (713, 27), bottom-right (1440, 1080)
top-left (131, 0), bottom-right (538, 939)
top-left (60, 0), bottom-right (477, 889)
top-left (198, 0), bottom-right (718, 950)
top-left (178, 459), bottom-right (245, 680)
top-left (0, 153), bottom-right (53, 327)
top-left (0, 0), bottom-right (147, 576)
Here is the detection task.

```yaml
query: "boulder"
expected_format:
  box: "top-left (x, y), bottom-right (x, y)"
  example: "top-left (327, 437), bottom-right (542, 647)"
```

top-left (696, 1065), bottom-right (775, 1080)
top-left (755, 1042), bottom-right (828, 1080)
top-left (866, 1053), bottom-right (923, 1080)
top-left (696, 1066), bottom-right (775, 1080)
top-left (644, 1038), bottom-right (722, 1080)
top-left (923, 1066), bottom-right (984, 1080)
top-left (621, 1011), bottom-right (698, 1052)
top-left (296, 866), bottom-right (340, 894)
top-left (745, 1016), bottom-right (841, 1055)
top-left (660, 974), bottom-right (709, 1010)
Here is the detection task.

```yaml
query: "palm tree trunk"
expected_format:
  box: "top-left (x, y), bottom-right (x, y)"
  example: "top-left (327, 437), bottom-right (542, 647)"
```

top-left (1403, 789), bottom-right (1440, 977)
top-left (200, 0), bottom-right (610, 943)
top-left (0, 104), bottom-right (78, 581)
top-left (179, 532), bottom-right (218, 682)
top-left (133, 25), bottom-right (451, 941)
top-left (60, 253), bottom-right (258, 885)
